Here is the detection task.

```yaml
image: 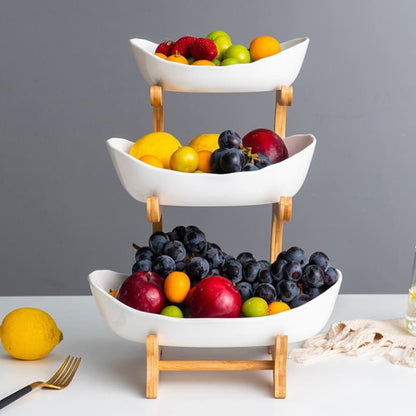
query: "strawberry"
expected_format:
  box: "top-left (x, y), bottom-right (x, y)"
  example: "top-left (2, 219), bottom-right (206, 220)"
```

top-left (189, 38), bottom-right (217, 61)
top-left (171, 36), bottom-right (196, 58)
top-left (155, 40), bottom-right (174, 56)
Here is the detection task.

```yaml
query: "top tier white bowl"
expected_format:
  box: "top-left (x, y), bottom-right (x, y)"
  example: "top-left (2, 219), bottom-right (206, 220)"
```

top-left (130, 37), bottom-right (309, 93)
top-left (106, 134), bottom-right (316, 207)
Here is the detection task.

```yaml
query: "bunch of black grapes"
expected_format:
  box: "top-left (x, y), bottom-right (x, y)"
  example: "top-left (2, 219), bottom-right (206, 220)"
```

top-left (210, 130), bottom-right (272, 173)
top-left (132, 225), bottom-right (228, 286)
top-left (132, 226), bottom-right (339, 309)
top-left (232, 247), bottom-right (339, 308)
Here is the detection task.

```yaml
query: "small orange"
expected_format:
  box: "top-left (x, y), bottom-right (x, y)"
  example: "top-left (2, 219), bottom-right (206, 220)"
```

top-left (109, 289), bottom-right (117, 298)
top-left (139, 154), bottom-right (164, 169)
top-left (192, 60), bottom-right (216, 66)
top-left (249, 35), bottom-right (281, 61)
top-left (164, 271), bottom-right (191, 304)
top-left (155, 52), bottom-right (167, 60)
top-left (268, 301), bottom-right (290, 315)
top-left (167, 53), bottom-right (189, 65)
top-left (197, 150), bottom-right (213, 173)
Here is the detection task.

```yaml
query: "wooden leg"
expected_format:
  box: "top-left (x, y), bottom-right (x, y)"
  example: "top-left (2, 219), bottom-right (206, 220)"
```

top-left (274, 85), bottom-right (293, 138)
top-left (272, 335), bottom-right (288, 399)
top-left (270, 196), bottom-right (292, 262)
top-left (146, 196), bottom-right (163, 233)
top-left (146, 335), bottom-right (160, 399)
top-left (150, 85), bottom-right (164, 132)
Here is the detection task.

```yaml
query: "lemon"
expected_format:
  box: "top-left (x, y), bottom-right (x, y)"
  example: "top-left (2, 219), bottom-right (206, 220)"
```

top-left (188, 133), bottom-right (220, 153)
top-left (0, 308), bottom-right (63, 360)
top-left (129, 132), bottom-right (182, 169)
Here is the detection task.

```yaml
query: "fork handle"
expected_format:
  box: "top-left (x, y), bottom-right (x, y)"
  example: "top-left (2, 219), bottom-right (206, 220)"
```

top-left (0, 385), bottom-right (33, 409)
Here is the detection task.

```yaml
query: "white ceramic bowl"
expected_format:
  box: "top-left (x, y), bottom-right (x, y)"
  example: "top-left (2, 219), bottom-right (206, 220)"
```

top-left (130, 38), bottom-right (309, 93)
top-left (88, 269), bottom-right (342, 347)
top-left (106, 134), bottom-right (316, 207)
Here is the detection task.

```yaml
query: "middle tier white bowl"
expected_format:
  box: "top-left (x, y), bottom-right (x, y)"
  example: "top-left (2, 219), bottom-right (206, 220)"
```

top-left (106, 134), bottom-right (316, 207)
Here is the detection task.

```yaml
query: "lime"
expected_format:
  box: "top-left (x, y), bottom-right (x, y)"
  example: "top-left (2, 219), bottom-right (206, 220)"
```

top-left (206, 30), bottom-right (231, 42)
top-left (241, 297), bottom-right (269, 317)
top-left (0, 308), bottom-right (63, 360)
top-left (221, 58), bottom-right (240, 66)
top-left (223, 45), bottom-right (251, 64)
top-left (160, 305), bottom-right (184, 318)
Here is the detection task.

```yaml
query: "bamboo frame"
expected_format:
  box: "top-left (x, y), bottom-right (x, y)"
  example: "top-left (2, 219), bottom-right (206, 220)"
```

top-left (146, 334), bottom-right (287, 399)
top-left (143, 85), bottom-right (293, 398)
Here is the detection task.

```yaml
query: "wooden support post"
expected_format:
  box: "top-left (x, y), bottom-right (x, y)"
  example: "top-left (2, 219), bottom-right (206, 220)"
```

top-left (145, 334), bottom-right (288, 399)
top-left (150, 85), bottom-right (164, 132)
top-left (146, 196), bottom-right (163, 233)
top-left (274, 85), bottom-right (293, 138)
top-left (270, 196), bottom-right (292, 262)
top-left (146, 334), bottom-right (160, 398)
top-left (270, 85), bottom-right (293, 261)
top-left (273, 335), bottom-right (288, 398)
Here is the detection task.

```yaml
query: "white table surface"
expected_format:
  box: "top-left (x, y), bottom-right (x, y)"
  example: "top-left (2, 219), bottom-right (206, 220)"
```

top-left (0, 294), bottom-right (414, 415)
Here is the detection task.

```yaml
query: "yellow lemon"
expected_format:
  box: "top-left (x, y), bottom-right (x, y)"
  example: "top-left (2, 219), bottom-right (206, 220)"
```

top-left (129, 132), bottom-right (182, 169)
top-left (0, 307), bottom-right (63, 360)
top-left (188, 133), bottom-right (219, 153)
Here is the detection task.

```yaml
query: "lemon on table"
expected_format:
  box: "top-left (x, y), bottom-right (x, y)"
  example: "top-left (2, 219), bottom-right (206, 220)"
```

top-left (188, 133), bottom-right (220, 153)
top-left (129, 131), bottom-right (182, 169)
top-left (0, 307), bottom-right (63, 360)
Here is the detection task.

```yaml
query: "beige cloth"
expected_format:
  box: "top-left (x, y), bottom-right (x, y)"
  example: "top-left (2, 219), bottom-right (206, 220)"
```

top-left (289, 318), bottom-right (416, 367)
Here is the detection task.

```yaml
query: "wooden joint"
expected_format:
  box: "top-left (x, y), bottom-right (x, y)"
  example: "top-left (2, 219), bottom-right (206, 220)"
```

top-left (277, 85), bottom-right (293, 106)
top-left (150, 85), bottom-right (163, 107)
top-left (146, 196), bottom-right (163, 233)
top-left (279, 196), bottom-right (292, 222)
top-left (150, 85), bottom-right (164, 132)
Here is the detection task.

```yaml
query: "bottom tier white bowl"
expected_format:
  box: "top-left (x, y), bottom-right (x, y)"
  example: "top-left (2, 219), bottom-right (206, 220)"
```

top-left (88, 269), bottom-right (342, 347)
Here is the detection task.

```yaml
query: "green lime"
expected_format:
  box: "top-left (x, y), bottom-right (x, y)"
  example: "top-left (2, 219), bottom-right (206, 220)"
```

top-left (241, 297), bottom-right (268, 317)
top-left (160, 305), bottom-right (184, 318)
top-left (221, 58), bottom-right (240, 66)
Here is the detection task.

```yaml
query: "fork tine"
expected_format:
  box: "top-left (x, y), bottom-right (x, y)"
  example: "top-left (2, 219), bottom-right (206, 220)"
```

top-left (47, 355), bottom-right (71, 385)
top-left (55, 357), bottom-right (81, 387)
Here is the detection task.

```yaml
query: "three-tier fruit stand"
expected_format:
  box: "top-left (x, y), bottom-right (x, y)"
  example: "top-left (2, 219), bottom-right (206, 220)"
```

top-left (90, 36), bottom-right (334, 399)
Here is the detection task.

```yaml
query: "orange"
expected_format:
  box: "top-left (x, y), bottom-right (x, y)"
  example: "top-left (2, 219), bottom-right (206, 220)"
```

top-left (268, 301), bottom-right (290, 315)
top-left (188, 133), bottom-right (220, 153)
top-left (249, 35), bottom-right (281, 61)
top-left (164, 271), bottom-right (191, 304)
top-left (192, 60), bottom-right (216, 66)
top-left (167, 53), bottom-right (189, 65)
top-left (139, 154), bottom-right (164, 169)
top-left (155, 52), bottom-right (167, 60)
top-left (197, 150), bottom-right (212, 173)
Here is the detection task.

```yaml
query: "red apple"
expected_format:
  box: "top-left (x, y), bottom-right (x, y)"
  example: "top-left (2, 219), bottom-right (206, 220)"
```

top-left (242, 128), bottom-right (288, 164)
top-left (116, 271), bottom-right (165, 314)
top-left (185, 276), bottom-right (242, 318)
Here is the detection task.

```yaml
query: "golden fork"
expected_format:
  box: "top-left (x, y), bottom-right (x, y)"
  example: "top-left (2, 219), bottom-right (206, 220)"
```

top-left (0, 355), bottom-right (81, 409)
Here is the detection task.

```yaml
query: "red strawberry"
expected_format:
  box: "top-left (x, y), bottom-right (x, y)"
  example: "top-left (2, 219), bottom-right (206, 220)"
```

top-left (155, 40), bottom-right (174, 56)
top-left (171, 36), bottom-right (196, 58)
top-left (189, 38), bottom-right (217, 61)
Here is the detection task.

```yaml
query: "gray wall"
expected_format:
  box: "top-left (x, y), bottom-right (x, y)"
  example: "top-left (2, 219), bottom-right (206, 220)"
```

top-left (2, 0), bottom-right (416, 295)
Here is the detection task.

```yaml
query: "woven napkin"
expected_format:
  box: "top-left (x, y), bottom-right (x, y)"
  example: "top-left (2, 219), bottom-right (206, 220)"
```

top-left (289, 318), bottom-right (416, 367)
